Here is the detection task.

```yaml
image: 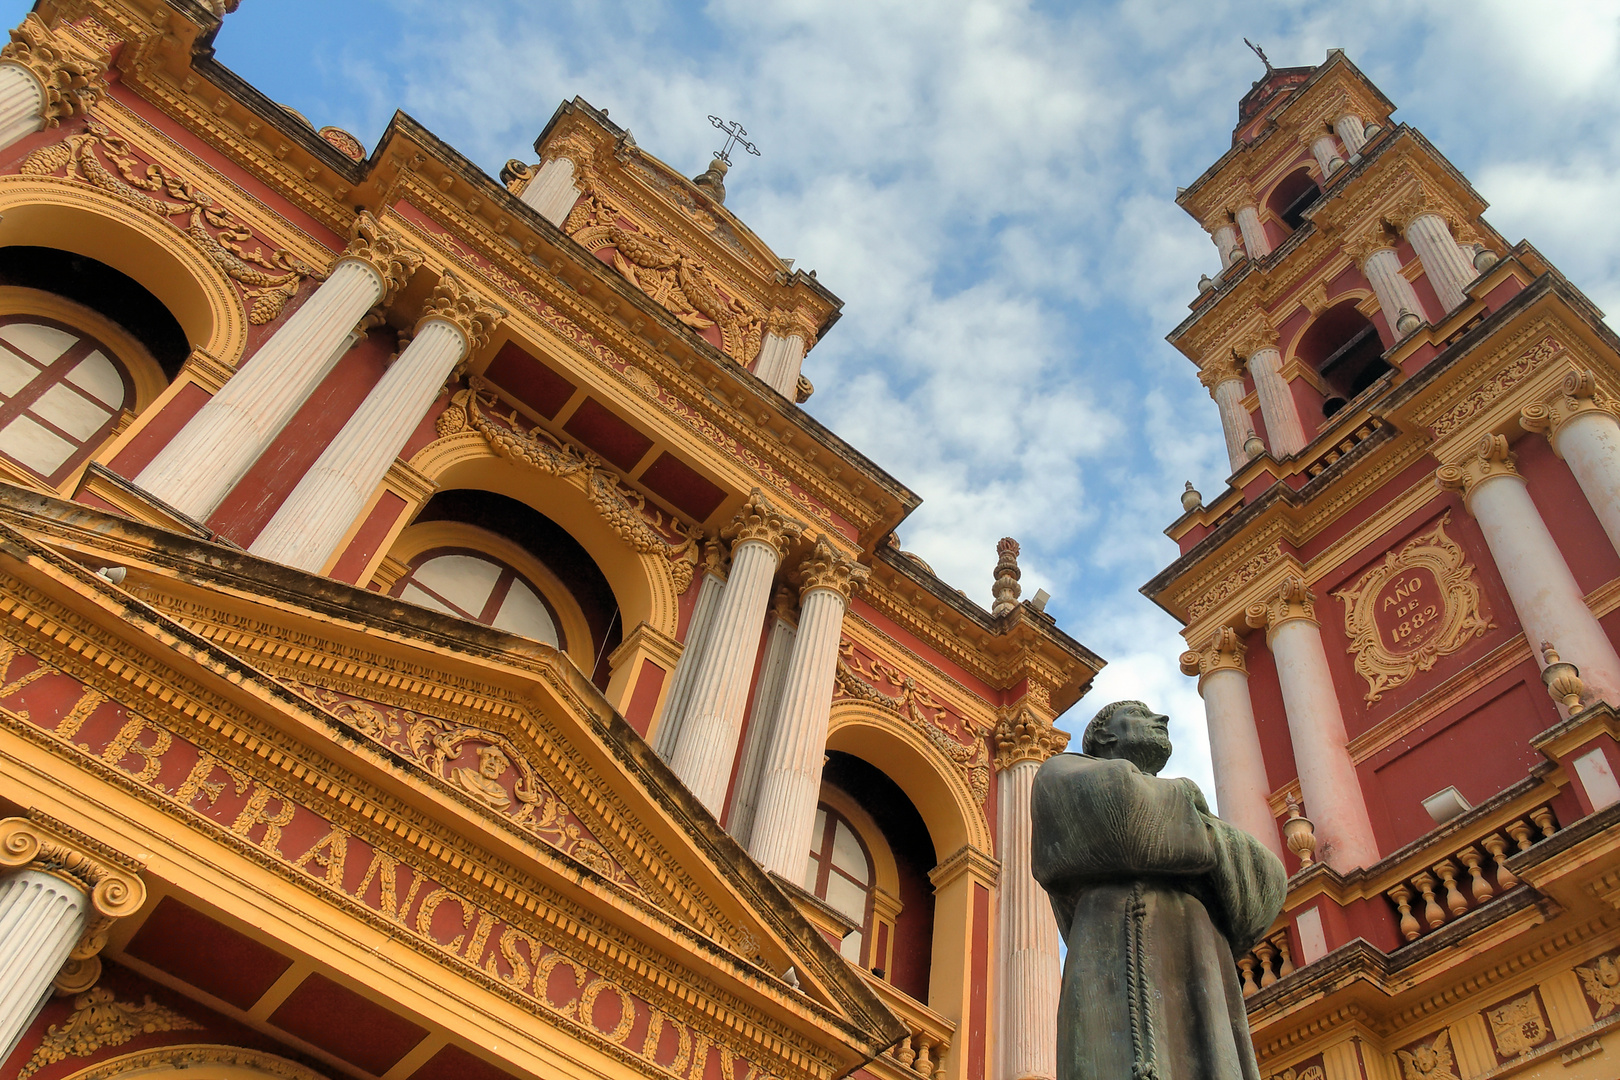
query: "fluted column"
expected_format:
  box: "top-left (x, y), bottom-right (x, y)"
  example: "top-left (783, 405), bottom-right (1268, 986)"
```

top-left (748, 540), bottom-right (867, 877)
top-left (520, 157), bottom-right (582, 226)
top-left (1523, 370), bottom-right (1620, 557)
top-left (0, 15), bottom-right (100, 152)
top-left (667, 490), bottom-right (804, 814)
top-left (250, 272), bottom-right (504, 572)
top-left (1333, 113), bottom-right (1366, 154)
top-left (1438, 435), bottom-right (1620, 703)
top-left (1180, 628), bottom-right (1284, 858)
top-left (654, 541), bottom-right (728, 758)
top-left (993, 710), bottom-right (1067, 1080)
top-left (1235, 205), bottom-right (1271, 261)
top-left (1394, 198), bottom-right (1476, 314)
top-left (1309, 134), bottom-right (1345, 179)
top-left (0, 816), bottom-right (145, 1061)
top-left (135, 212), bottom-right (423, 521)
top-left (1242, 332), bottom-right (1306, 457)
top-left (726, 592), bottom-right (798, 848)
top-left (1246, 577), bottom-right (1380, 871)
top-left (754, 332), bottom-right (807, 399)
top-left (1210, 221), bottom-right (1242, 269)
top-left (1199, 354), bottom-right (1250, 472)
top-left (1348, 234), bottom-right (1425, 337)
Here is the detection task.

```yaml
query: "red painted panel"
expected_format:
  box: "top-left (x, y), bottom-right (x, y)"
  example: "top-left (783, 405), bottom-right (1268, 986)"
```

top-left (410, 1044), bottom-right (515, 1080)
top-left (207, 329), bottom-right (392, 545)
top-left (107, 382), bottom-right (211, 480)
top-left (722, 619), bottom-right (778, 824)
top-left (639, 452), bottom-right (727, 522)
top-left (624, 660), bottom-right (667, 737)
top-left (563, 398), bottom-right (654, 471)
top-left (968, 883), bottom-right (990, 1080)
top-left (847, 599), bottom-right (998, 699)
top-left (269, 972), bottom-right (427, 1075)
top-left (329, 492), bottom-right (408, 585)
top-left (402, 388), bottom-right (451, 459)
top-left (485, 340), bottom-right (576, 419)
top-left (124, 896), bottom-right (292, 1009)
top-left (1241, 634), bottom-right (1295, 791)
top-left (1520, 433), bottom-right (1620, 594)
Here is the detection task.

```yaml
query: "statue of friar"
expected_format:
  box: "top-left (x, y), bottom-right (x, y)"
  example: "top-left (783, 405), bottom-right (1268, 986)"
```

top-left (1032, 700), bottom-right (1286, 1080)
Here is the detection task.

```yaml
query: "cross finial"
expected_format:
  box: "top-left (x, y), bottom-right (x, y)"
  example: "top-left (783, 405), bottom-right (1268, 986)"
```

top-left (707, 115), bottom-right (761, 165)
top-left (1244, 38), bottom-right (1272, 73)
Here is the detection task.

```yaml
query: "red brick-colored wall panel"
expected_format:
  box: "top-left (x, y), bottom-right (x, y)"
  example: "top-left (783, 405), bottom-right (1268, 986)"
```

top-left (968, 883), bottom-right (990, 1080)
top-left (624, 660), bottom-right (667, 737)
top-left (484, 341), bottom-right (576, 419)
top-left (1241, 634), bottom-right (1296, 792)
top-left (269, 972), bottom-right (427, 1076)
top-left (410, 1044), bottom-right (515, 1080)
top-left (563, 397), bottom-right (654, 471)
top-left (329, 492), bottom-right (408, 585)
top-left (401, 387), bottom-right (451, 459)
top-left (124, 896), bottom-right (293, 1010)
top-left (639, 451), bottom-right (727, 522)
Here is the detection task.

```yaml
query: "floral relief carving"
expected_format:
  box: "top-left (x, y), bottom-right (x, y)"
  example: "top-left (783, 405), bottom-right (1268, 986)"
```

top-left (1333, 514), bottom-right (1493, 702)
top-left (19, 121), bottom-right (319, 323)
top-left (294, 683), bottom-right (636, 888)
top-left (435, 378), bottom-right (700, 594)
top-left (1429, 335), bottom-right (1565, 440)
top-left (3, 14), bottom-right (101, 126)
top-left (835, 639), bottom-right (991, 804)
top-left (1183, 542), bottom-right (1284, 622)
top-left (17, 987), bottom-right (201, 1080)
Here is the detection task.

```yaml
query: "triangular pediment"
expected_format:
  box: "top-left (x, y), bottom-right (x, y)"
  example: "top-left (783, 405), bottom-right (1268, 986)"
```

top-left (0, 487), bottom-right (905, 1077)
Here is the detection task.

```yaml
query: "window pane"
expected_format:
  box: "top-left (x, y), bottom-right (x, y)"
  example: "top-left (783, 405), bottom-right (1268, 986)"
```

top-left (0, 323), bottom-right (76, 364)
top-left (66, 351), bottom-right (125, 408)
top-left (400, 582), bottom-right (461, 617)
top-left (823, 873), bottom-right (867, 925)
top-left (411, 554), bottom-right (502, 613)
top-left (490, 578), bottom-right (559, 647)
top-left (801, 854), bottom-right (819, 892)
top-left (839, 929), bottom-right (863, 962)
top-left (0, 415), bottom-right (77, 475)
top-left (31, 383), bottom-right (110, 440)
top-left (830, 821), bottom-right (869, 883)
top-left (0, 350), bottom-right (36, 397)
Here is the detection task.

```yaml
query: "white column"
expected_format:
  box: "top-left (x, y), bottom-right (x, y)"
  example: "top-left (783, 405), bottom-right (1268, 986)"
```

top-left (654, 566), bottom-right (726, 758)
top-left (995, 753), bottom-right (1059, 1080)
top-left (1211, 223), bottom-right (1242, 269)
top-left (1182, 630), bottom-right (1283, 858)
top-left (134, 259), bottom-right (384, 520)
top-left (1404, 212), bottom-right (1476, 313)
top-left (1235, 205), bottom-right (1271, 261)
top-left (250, 273), bottom-right (500, 572)
top-left (726, 609), bottom-right (797, 848)
top-left (521, 157), bottom-right (581, 226)
top-left (1440, 437), bottom-right (1620, 704)
top-left (0, 62), bottom-right (45, 151)
top-left (1212, 376), bottom-right (1250, 473)
top-left (0, 869), bottom-right (87, 1059)
top-left (1248, 579), bottom-right (1380, 872)
top-left (667, 493), bottom-right (802, 815)
top-left (1310, 134), bottom-right (1345, 179)
top-left (748, 541), bottom-right (864, 877)
top-left (1360, 246), bottom-right (1425, 336)
top-left (754, 332), bottom-right (807, 398)
top-left (1247, 344), bottom-right (1306, 457)
top-left (1523, 374), bottom-right (1620, 558)
top-left (1334, 113), bottom-right (1366, 154)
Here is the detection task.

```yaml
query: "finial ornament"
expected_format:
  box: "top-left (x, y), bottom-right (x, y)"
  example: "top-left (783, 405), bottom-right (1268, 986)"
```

top-left (706, 115), bottom-right (761, 165)
top-left (991, 538), bottom-right (1022, 616)
top-left (1243, 431), bottom-right (1266, 459)
top-left (1283, 795), bottom-right (1317, 867)
top-left (1181, 482), bottom-right (1203, 512)
top-left (1539, 642), bottom-right (1587, 716)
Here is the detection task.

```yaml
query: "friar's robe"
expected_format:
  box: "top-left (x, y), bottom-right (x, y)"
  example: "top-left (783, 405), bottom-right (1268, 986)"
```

top-left (1031, 753), bottom-right (1286, 1080)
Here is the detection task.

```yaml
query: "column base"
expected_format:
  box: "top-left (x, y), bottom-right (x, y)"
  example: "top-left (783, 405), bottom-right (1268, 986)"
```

top-left (72, 463), bottom-right (223, 543)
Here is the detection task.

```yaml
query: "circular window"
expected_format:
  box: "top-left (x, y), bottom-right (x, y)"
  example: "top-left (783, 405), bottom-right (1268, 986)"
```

top-left (0, 316), bottom-right (132, 485)
top-left (393, 547), bottom-right (562, 649)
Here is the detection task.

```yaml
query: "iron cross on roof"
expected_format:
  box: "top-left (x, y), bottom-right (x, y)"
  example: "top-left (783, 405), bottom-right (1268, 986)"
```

top-left (707, 115), bottom-right (761, 165)
top-left (1244, 38), bottom-right (1273, 73)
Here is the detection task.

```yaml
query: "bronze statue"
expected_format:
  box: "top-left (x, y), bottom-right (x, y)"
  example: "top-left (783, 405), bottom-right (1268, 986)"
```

top-left (1032, 701), bottom-right (1286, 1080)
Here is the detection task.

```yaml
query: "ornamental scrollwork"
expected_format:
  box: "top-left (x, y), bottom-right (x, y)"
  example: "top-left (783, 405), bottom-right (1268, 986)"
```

top-left (435, 378), bottom-right (699, 594)
top-left (17, 987), bottom-right (201, 1080)
top-left (1332, 514), bottom-right (1493, 702)
top-left (19, 121), bottom-right (319, 324)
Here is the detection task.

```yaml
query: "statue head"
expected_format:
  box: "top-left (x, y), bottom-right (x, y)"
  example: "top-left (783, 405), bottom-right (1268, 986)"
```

top-left (476, 744), bottom-right (510, 780)
top-left (1082, 700), bottom-right (1172, 775)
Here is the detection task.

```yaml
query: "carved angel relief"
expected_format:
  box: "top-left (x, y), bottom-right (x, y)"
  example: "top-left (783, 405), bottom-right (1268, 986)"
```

top-left (564, 189), bottom-right (764, 365)
top-left (1396, 1030), bottom-right (1459, 1080)
top-left (1577, 951), bottom-right (1620, 1018)
top-left (1333, 514), bottom-right (1493, 702)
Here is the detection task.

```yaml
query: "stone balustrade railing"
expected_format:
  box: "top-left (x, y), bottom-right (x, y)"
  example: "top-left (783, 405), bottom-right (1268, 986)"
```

top-left (1236, 928), bottom-right (1296, 998)
top-left (1303, 416), bottom-right (1385, 478)
top-left (858, 968), bottom-right (955, 1080)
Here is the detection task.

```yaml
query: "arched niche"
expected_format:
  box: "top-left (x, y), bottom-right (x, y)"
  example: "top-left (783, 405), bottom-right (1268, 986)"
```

top-left (1265, 166), bottom-right (1321, 234)
top-left (408, 431), bottom-right (683, 643)
top-left (1294, 298), bottom-right (1391, 416)
top-left (0, 176), bottom-right (246, 364)
top-left (826, 701), bottom-right (993, 857)
top-left (60, 1044), bottom-right (324, 1080)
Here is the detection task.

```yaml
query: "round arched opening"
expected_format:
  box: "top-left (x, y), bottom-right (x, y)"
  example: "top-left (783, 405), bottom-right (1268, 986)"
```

top-left (1296, 300), bottom-right (1392, 417)
top-left (1266, 167), bottom-right (1321, 233)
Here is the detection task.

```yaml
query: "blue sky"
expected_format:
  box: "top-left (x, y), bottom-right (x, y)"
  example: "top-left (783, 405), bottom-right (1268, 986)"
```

top-left (17, 1), bottom-right (1620, 802)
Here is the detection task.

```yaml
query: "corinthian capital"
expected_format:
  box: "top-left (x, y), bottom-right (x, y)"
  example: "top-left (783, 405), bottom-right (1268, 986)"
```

top-left (1232, 326), bottom-right (1280, 361)
top-left (993, 707), bottom-right (1070, 770)
top-left (417, 269), bottom-right (507, 352)
top-left (1436, 433), bottom-right (1519, 506)
top-left (1520, 369), bottom-right (1618, 450)
top-left (2, 14), bottom-right (101, 126)
top-left (1385, 182), bottom-right (1447, 233)
top-left (1246, 576), bottom-right (1317, 632)
top-left (798, 535), bottom-right (869, 602)
top-left (342, 211), bottom-right (424, 306)
top-left (1179, 625), bottom-right (1248, 681)
top-left (722, 488), bottom-right (804, 556)
top-left (1198, 353), bottom-right (1243, 390)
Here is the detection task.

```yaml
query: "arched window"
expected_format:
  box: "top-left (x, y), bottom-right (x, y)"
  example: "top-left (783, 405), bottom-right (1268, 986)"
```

top-left (1297, 300), bottom-right (1392, 417)
top-left (0, 315), bottom-right (132, 485)
top-left (1267, 167), bottom-right (1321, 234)
top-left (804, 804), bottom-right (876, 964)
top-left (392, 547), bottom-right (563, 649)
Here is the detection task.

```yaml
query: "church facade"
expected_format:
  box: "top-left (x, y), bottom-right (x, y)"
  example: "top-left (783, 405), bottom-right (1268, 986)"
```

top-left (0, 4), bottom-right (1104, 1080)
top-left (1151, 51), bottom-right (1620, 1080)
